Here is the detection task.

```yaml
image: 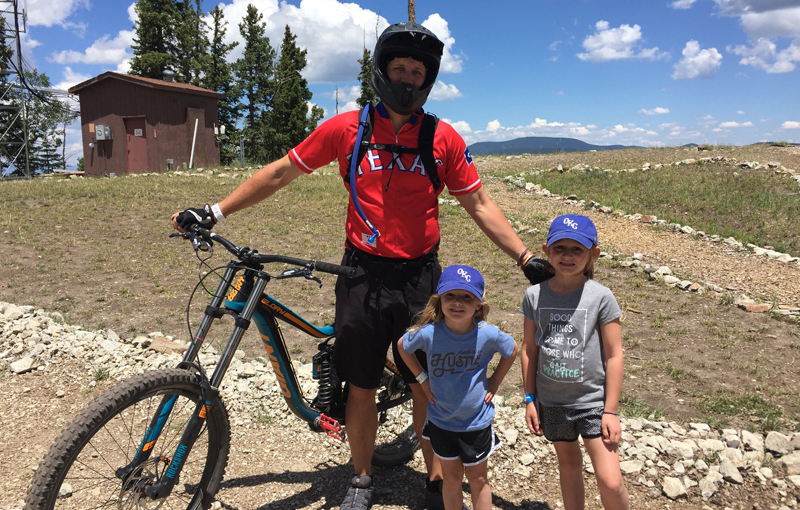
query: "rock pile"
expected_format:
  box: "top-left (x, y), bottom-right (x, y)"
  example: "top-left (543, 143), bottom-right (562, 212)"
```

top-left (2, 301), bottom-right (799, 506)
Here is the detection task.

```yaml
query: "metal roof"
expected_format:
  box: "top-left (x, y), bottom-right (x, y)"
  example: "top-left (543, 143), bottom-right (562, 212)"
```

top-left (68, 71), bottom-right (223, 99)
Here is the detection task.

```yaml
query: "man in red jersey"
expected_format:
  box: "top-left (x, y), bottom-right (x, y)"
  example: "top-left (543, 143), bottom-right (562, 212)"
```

top-left (174, 22), bottom-right (549, 510)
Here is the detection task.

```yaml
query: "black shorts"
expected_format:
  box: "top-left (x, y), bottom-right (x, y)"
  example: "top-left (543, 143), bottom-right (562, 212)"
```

top-left (539, 405), bottom-right (604, 442)
top-left (333, 246), bottom-right (441, 389)
top-left (422, 421), bottom-right (501, 466)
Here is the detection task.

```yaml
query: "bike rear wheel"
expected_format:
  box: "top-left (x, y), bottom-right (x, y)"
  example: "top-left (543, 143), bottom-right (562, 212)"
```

top-left (24, 368), bottom-right (231, 510)
top-left (371, 372), bottom-right (419, 467)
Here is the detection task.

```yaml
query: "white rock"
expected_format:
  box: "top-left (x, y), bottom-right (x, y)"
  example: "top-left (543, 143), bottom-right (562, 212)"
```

top-left (2, 304), bottom-right (24, 320)
top-left (662, 476), bottom-right (686, 499)
top-left (504, 428), bottom-right (518, 445)
top-left (100, 339), bottom-right (121, 352)
top-left (699, 478), bottom-right (717, 498)
top-left (666, 440), bottom-right (695, 460)
top-left (619, 460), bottom-right (644, 475)
top-left (765, 431), bottom-right (792, 455)
top-left (719, 459), bottom-right (743, 484)
top-left (10, 356), bottom-right (34, 374)
top-left (697, 438), bottom-right (725, 452)
top-left (741, 429), bottom-right (764, 452)
top-left (778, 452), bottom-right (800, 475)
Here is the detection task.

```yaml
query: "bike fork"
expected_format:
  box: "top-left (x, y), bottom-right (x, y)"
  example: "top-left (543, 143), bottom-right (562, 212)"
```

top-left (119, 266), bottom-right (269, 503)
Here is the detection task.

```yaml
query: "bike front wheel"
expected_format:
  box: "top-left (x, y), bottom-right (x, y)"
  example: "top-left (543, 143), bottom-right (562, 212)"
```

top-left (24, 368), bottom-right (231, 510)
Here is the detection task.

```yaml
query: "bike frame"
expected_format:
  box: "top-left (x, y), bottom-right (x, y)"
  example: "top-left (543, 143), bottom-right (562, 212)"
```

top-left (120, 258), bottom-right (412, 502)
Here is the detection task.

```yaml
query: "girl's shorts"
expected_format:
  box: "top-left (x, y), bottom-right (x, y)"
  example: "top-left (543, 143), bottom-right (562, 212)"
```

top-left (540, 405), bottom-right (604, 442)
top-left (422, 421), bottom-right (501, 466)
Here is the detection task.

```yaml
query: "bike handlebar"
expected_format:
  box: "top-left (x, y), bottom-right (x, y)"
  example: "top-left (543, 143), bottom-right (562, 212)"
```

top-left (173, 226), bottom-right (356, 278)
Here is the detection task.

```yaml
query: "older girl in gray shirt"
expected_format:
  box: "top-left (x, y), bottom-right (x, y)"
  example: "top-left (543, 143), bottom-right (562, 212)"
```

top-left (521, 214), bottom-right (629, 510)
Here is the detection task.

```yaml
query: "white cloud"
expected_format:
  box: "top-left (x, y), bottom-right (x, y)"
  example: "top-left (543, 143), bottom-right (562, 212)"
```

top-left (420, 13), bottom-right (463, 74)
top-left (728, 38), bottom-right (800, 73)
top-left (48, 31), bottom-right (135, 65)
top-left (638, 107), bottom-right (670, 115)
top-left (739, 7), bottom-right (800, 38)
top-left (672, 40), bottom-right (722, 79)
top-left (442, 119), bottom-right (472, 135)
top-left (210, 1), bottom-right (461, 85)
top-left (577, 21), bottom-right (668, 63)
top-left (713, 0), bottom-right (800, 16)
top-left (25, 0), bottom-right (90, 28)
top-left (429, 81), bottom-right (462, 101)
top-left (782, 121), bottom-right (800, 128)
top-left (458, 117), bottom-right (661, 147)
top-left (53, 67), bottom-right (92, 92)
top-left (549, 40), bottom-right (562, 51)
top-left (670, 0), bottom-right (698, 8)
top-left (737, 110), bottom-right (745, 114)
top-left (711, 3), bottom-right (800, 75)
top-left (719, 121), bottom-right (754, 127)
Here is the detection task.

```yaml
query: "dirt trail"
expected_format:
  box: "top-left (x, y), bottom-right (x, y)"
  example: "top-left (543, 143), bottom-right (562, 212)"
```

top-left (489, 182), bottom-right (800, 309)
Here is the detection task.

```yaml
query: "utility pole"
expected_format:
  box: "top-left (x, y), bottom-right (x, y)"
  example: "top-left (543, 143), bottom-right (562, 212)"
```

top-left (408, 0), bottom-right (415, 23)
top-left (0, 0), bottom-right (30, 179)
top-left (335, 86), bottom-right (339, 116)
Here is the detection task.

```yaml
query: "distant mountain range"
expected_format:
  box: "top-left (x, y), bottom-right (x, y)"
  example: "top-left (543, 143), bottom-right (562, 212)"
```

top-left (467, 136), bottom-right (643, 156)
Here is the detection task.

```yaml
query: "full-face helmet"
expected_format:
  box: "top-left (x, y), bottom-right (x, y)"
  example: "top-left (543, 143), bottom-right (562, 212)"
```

top-left (370, 22), bottom-right (444, 115)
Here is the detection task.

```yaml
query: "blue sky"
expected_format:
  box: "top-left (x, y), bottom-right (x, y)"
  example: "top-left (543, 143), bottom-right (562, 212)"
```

top-left (10, 0), bottom-right (800, 168)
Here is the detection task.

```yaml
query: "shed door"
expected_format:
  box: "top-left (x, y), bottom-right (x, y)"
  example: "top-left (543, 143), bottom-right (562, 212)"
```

top-left (124, 117), bottom-right (148, 174)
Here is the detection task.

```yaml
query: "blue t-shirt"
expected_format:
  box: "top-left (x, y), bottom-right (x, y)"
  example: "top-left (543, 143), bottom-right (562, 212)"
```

top-left (402, 321), bottom-right (516, 432)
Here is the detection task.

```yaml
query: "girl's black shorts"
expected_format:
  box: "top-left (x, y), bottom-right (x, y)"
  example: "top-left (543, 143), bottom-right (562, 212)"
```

top-left (540, 405), bottom-right (604, 442)
top-left (422, 421), bottom-right (501, 466)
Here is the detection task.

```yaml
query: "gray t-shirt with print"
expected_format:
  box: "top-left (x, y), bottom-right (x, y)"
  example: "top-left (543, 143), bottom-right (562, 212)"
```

top-left (520, 279), bottom-right (621, 409)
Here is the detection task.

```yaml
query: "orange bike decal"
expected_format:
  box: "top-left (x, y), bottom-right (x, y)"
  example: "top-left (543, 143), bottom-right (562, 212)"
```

top-left (143, 440), bottom-right (156, 452)
top-left (198, 404), bottom-right (210, 419)
top-left (384, 359), bottom-right (400, 375)
top-left (227, 276), bottom-right (245, 301)
top-left (260, 334), bottom-right (291, 397)
top-left (260, 298), bottom-right (328, 338)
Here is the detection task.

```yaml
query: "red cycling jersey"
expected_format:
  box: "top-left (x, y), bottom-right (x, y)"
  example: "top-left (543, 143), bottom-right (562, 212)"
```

top-left (289, 102), bottom-right (481, 259)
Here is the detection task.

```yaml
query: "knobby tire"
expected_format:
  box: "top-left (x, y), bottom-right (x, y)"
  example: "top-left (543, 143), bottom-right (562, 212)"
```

top-left (24, 368), bottom-right (231, 510)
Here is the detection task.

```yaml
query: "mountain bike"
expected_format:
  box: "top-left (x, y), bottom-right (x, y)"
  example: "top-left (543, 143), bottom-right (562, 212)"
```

top-left (25, 225), bottom-right (419, 510)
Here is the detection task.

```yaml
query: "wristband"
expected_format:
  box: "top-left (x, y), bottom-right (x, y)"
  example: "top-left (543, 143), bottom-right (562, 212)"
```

top-left (211, 203), bottom-right (225, 223)
top-left (524, 393), bottom-right (536, 403)
top-left (603, 411), bottom-right (618, 416)
top-left (415, 371), bottom-right (428, 384)
top-left (516, 248), bottom-right (531, 267)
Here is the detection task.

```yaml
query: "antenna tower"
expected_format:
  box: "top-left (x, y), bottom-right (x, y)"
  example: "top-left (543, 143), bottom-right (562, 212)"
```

top-left (0, 0), bottom-right (30, 179)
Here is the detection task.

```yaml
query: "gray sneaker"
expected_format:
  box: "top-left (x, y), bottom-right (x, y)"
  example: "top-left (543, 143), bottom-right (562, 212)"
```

top-left (340, 474), bottom-right (373, 510)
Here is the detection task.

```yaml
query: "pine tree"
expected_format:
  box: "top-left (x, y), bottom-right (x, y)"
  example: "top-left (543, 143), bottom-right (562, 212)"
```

top-left (355, 48), bottom-right (376, 108)
top-left (231, 4), bottom-right (274, 163)
top-left (262, 25), bottom-right (323, 162)
top-left (204, 5), bottom-right (241, 164)
top-left (174, 0), bottom-right (209, 85)
top-left (130, 0), bottom-right (178, 79)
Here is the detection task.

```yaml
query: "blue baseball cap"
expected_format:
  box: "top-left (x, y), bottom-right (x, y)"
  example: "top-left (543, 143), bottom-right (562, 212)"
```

top-left (436, 265), bottom-right (485, 301)
top-left (547, 214), bottom-right (598, 249)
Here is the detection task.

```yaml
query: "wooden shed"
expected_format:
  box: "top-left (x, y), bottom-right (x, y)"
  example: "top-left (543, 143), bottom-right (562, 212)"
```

top-left (68, 72), bottom-right (224, 176)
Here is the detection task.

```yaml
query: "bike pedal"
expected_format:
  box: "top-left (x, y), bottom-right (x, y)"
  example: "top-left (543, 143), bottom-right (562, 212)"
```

top-left (320, 414), bottom-right (346, 441)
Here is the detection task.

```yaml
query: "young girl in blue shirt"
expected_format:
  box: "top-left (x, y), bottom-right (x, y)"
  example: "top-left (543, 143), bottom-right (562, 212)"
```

top-left (398, 265), bottom-right (518, 510)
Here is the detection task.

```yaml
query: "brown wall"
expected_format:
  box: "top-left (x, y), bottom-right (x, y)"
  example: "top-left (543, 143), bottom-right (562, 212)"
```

top-left (77, 80), bottom-right (220, 176)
